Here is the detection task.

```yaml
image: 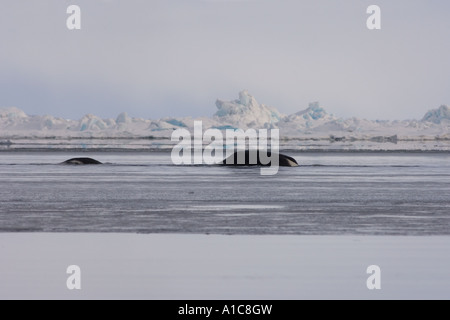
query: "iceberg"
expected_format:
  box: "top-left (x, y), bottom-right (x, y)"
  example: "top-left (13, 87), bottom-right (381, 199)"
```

top-left (421, 105), bottom-right (450, 124)
top-left (0, 107), bottom-right (28, 120)
top-left (116, 112), bottom-right (131, 125)
top-left (0, 92), bottom-right (449, 151)
top-left (214, 90), bottom-right (284, 128)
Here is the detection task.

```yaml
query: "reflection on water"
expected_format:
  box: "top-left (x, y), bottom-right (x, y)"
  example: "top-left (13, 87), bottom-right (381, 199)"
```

top-left (1, 137), bottom-right (450, 151)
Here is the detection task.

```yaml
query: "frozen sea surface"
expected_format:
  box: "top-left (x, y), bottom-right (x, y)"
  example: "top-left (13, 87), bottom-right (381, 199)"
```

top-left (0, 151), bottom-right (449, 235)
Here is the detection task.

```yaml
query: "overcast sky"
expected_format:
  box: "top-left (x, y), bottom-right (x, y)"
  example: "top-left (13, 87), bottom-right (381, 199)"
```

top-left (1, 0), bottom-right (449, 120)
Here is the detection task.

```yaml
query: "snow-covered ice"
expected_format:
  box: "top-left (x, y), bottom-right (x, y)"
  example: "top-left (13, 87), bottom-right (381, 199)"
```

top-left (1, 91), bottom-right (449, 146)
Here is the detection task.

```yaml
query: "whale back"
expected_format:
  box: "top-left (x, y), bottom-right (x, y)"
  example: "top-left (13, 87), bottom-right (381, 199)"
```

top-left (279, 154), bottom-right (299, 167)
top-left (62, 158), bottom-right (102, 165)
top-left (222, 150), bottom-right (298, 167)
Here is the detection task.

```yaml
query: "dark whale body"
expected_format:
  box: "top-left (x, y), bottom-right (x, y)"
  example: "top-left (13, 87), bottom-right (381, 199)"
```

top-left (222, 150), bottom-right (298, 167)
top-left (62, 158), bottom-right (102, 165)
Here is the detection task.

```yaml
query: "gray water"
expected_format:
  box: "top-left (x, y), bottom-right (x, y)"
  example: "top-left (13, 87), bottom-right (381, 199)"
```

top-left (0, 151), bottom-right (449, 235)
